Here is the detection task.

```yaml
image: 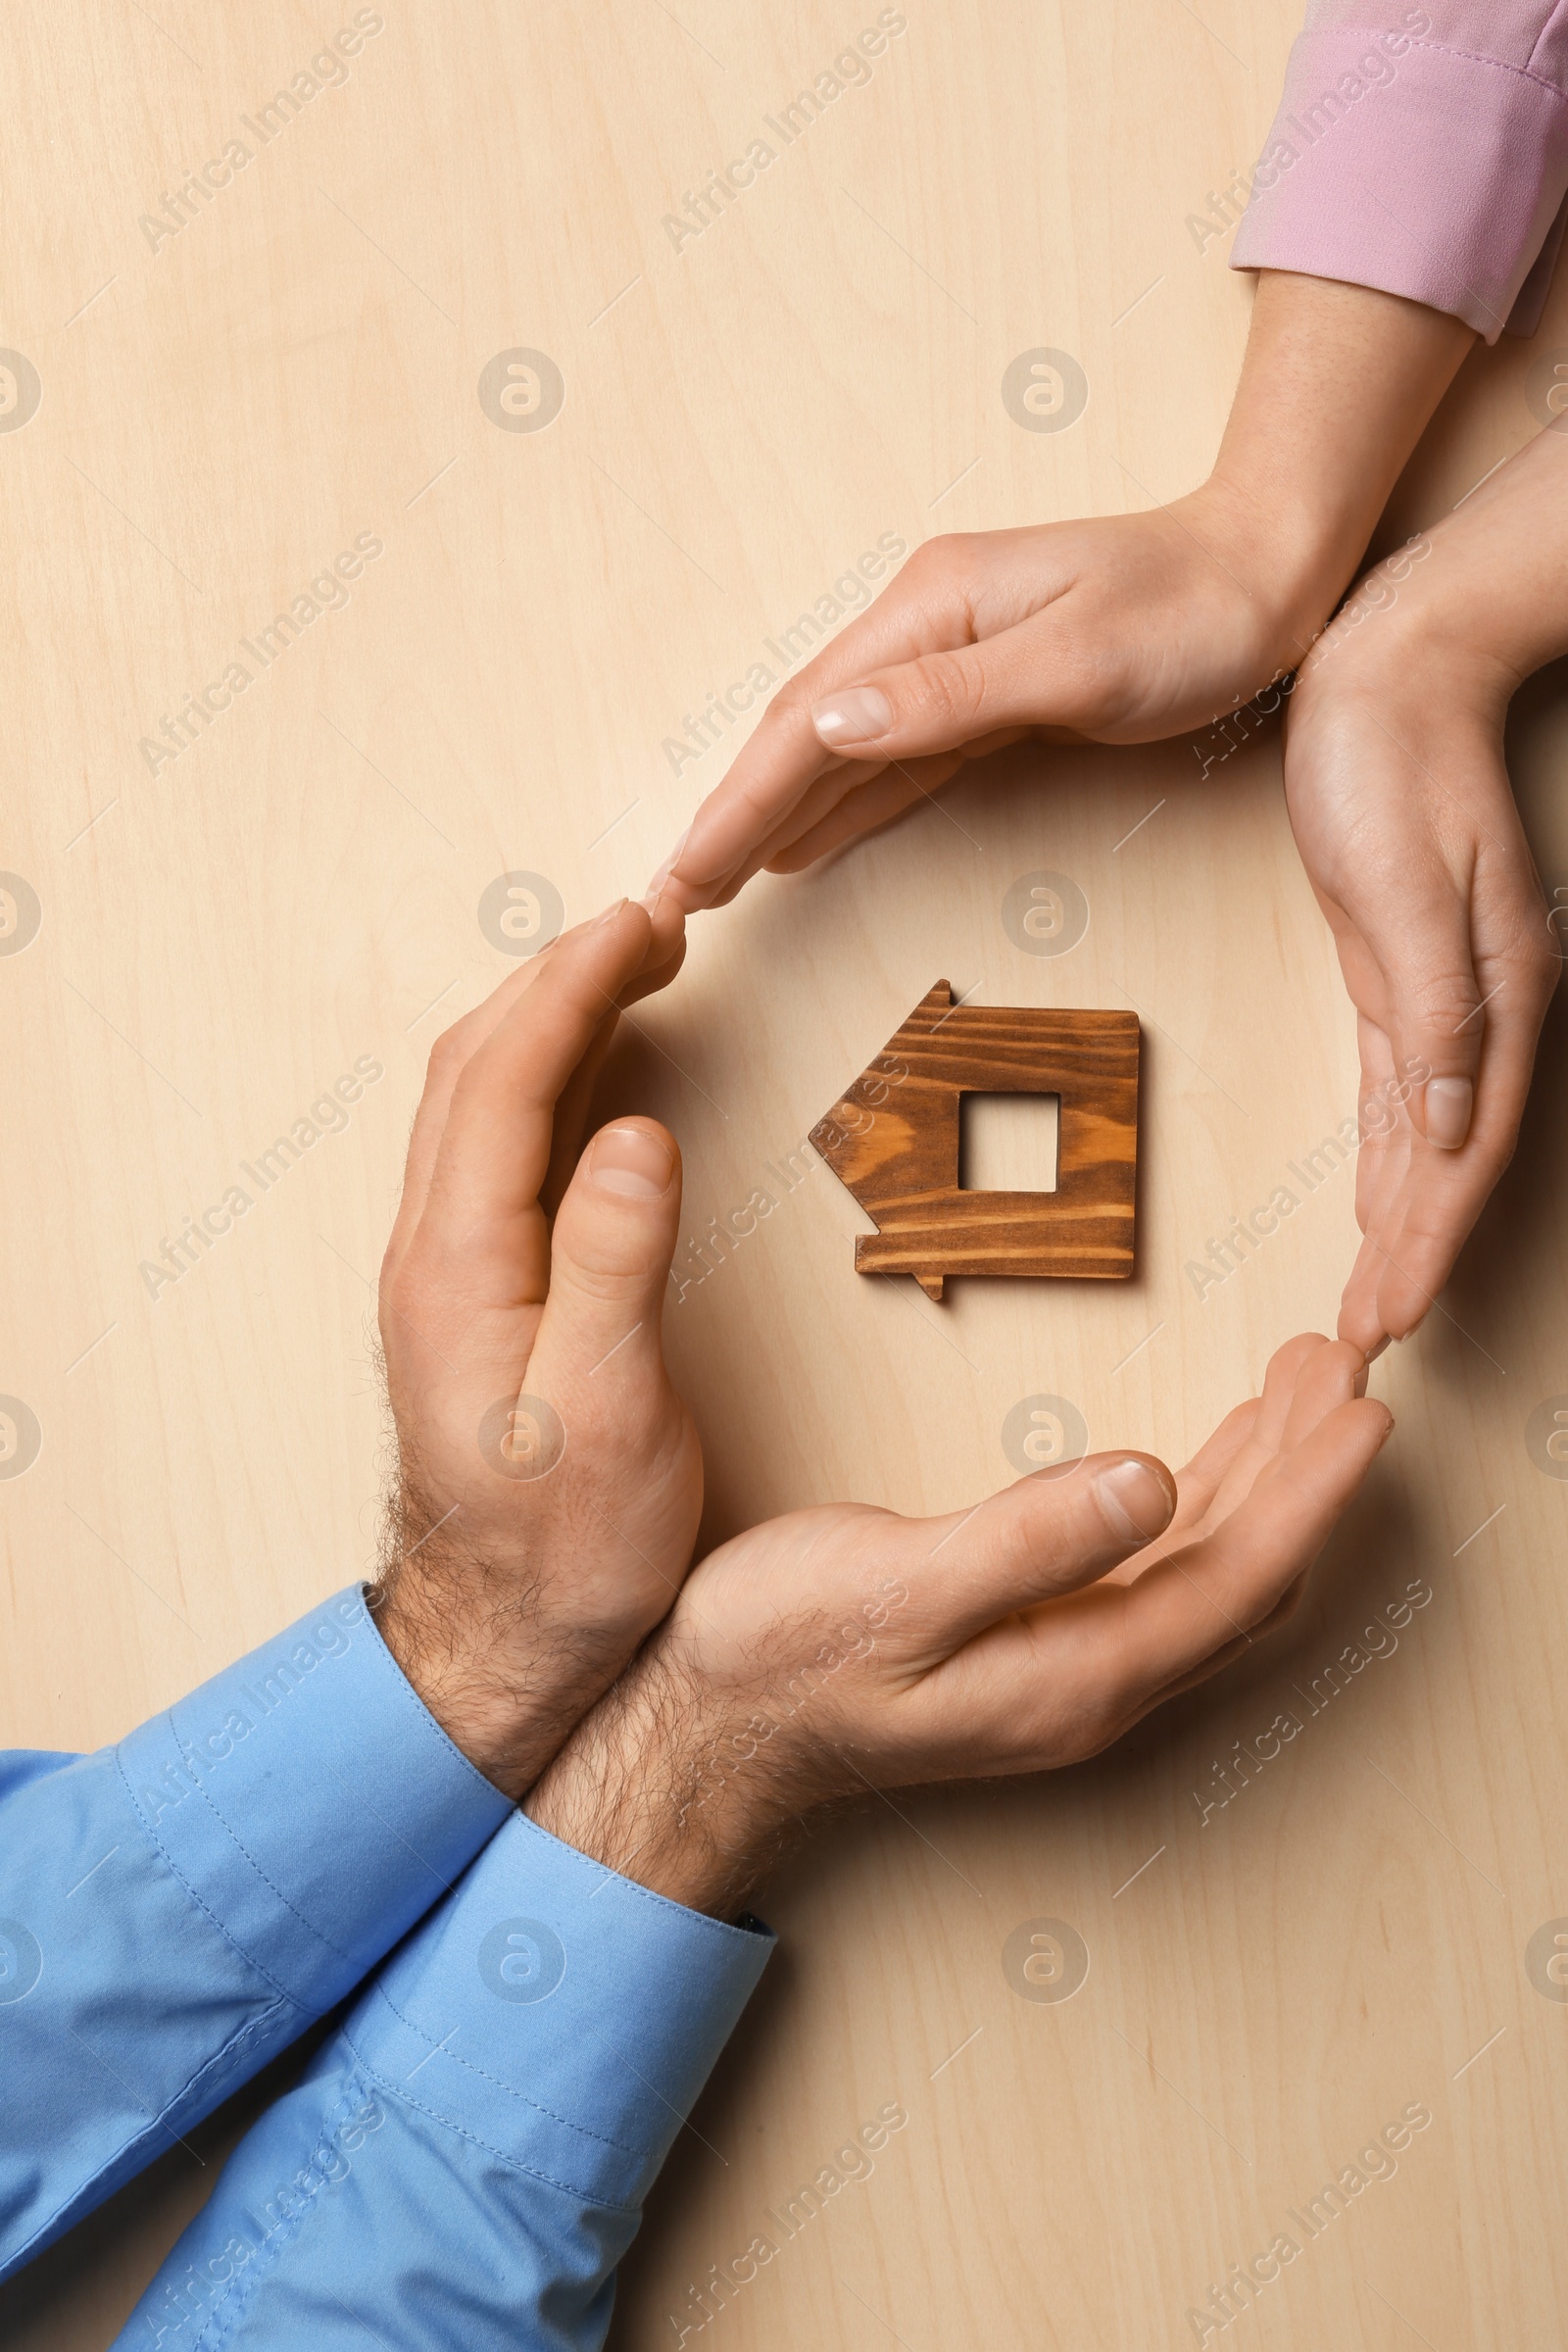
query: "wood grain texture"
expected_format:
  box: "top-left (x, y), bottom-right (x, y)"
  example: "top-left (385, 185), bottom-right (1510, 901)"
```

top-left (3, 4), bottom-right (1568, 2349)
top-left (808, 981), bottom-right (1138, 1295)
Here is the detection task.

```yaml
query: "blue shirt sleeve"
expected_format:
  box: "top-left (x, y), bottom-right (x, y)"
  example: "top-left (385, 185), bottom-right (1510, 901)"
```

top-left (114, 1813), bottom-right (774, 2352)
top-left (0, 1586), bottom-right (512, 2278)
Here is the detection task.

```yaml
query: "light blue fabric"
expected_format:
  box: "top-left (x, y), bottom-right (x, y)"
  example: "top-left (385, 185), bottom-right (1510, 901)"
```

top-left (1, 1586), bottom-right (773, 2346)
top-left (117, 1814), bottom-right (772, 2348)
top-left (0, 1586), bottom-right (511, 2276)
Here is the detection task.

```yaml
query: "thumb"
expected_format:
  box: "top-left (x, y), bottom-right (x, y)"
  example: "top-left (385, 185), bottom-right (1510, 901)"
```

top-left (1365, 892), bottom-right (1483, 1152)
top-left (527, 1119), bottom-right (682, 1390)
top-left (902, 1452), bottom-right (1178, 1655)
top-left (806, 620), bottom-right (1063, 762)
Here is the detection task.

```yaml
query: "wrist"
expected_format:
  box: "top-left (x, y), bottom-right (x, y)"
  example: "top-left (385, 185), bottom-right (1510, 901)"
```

top-left (371, 1534), bottom-right (639, 1802)
top-left (1295, 513), bottom-right (1541, 720)
top-left (1203, 270), bottom-right (1477, 662)
top-left (524, 1643), bottom-right (806, 1918)
top-left (1408, 466), bottom-right (1568, 684)
top-left (1189, 466), bottom-right (1358, 668)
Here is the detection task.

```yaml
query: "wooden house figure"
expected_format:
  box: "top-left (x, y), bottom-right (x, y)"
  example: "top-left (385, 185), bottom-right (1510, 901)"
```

top-left (810, 981), bottom-right (1140, 1300)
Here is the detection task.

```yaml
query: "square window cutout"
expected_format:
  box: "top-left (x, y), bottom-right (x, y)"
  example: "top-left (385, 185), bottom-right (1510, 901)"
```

top-left (958, 1093), bottom-right (1059, 1194)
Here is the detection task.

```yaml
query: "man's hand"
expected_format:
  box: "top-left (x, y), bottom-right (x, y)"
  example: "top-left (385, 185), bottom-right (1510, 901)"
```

top-left (1284, 463), bottom-right (1563, 1349)
top-left (649, 274), bottom-right (1472, 912)
top-left (527, 1335), bottom-right (1390, 1913)
top-left (370, 898), bottom-right (703, 1800)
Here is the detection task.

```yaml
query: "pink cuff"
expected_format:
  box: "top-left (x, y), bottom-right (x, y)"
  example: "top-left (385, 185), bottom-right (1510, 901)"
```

top-left (1232, 25), bottom-right (1568, 340)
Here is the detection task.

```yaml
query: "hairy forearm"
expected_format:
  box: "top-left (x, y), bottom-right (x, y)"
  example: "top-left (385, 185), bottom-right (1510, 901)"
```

top-left (1203, 270), bottom-right (1475, 645)
top-left (371, 1529), bottom-right (629, 1802)
top-left (523, 1639), bottom-right (834, 1918)
top-left (369, 1436), bottom-right (664, 1802)
top-left (525, 1610), bottom-right (944, 1914)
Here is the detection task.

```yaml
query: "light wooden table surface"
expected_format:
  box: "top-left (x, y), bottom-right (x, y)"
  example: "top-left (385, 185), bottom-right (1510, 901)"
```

top-left (4, 4), bottom-right (1567, 2346)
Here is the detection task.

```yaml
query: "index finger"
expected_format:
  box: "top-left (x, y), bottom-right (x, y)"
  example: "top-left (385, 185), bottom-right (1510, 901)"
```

top-left (399, 902), bottom-right (670, 1300)
top-left (384, 898), bottom-right (683, 1280)
top-left (1366, 942), bottom-right (1558, 1340)
top-left (1103, 1396), bottom-right (1391, 1716)
top-left (659, 562), bottom-right (955, 909)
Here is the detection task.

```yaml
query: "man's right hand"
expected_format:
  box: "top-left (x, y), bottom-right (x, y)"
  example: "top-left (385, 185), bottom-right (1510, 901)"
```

top-left (526, 1336), bottom-right (1390, 1913)
top-left (371, 898), bottom-right (703, 1801)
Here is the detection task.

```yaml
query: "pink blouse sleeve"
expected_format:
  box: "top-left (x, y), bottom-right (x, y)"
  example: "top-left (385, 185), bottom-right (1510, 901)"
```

top-left (1230, 4), bottom-right (1568, 340)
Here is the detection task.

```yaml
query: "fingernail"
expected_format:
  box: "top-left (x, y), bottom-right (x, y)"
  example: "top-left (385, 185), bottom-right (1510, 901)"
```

top-left (1093, 1458), bottom-right (1176, 1545)
top-left (593, 898), bottom-right (629, 928)
top-left (588, 1125), bottom-right (675, 1199)
top-left (1366, 1336), bottom-right (1392, 1361)
top-left (810, 686), bottom-right (893, 748)
top-left (645, 826), bottom-right (690, 899)
top-left (1425, 1076), bottom-right (1472, 1150)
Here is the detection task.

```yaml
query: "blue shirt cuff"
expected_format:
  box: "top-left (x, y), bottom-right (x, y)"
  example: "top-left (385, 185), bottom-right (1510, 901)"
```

top-left (117, 1585), bottom-right (513, 2011)
top-left (339, 1810), bottom-right (774, 2212)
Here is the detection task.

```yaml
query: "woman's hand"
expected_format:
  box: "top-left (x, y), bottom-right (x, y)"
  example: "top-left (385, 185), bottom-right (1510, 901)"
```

top-left (371, 898), bottom-right (703, 1799)
top-left (527, 1336), bottom-right (1389, 1912)
top-left (651, 492), bottom-right (1315, 910)
top-left (649, 273), bottom-right (1473, 912)
top-left (1284, 519), bottom-right (1560, 1350)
